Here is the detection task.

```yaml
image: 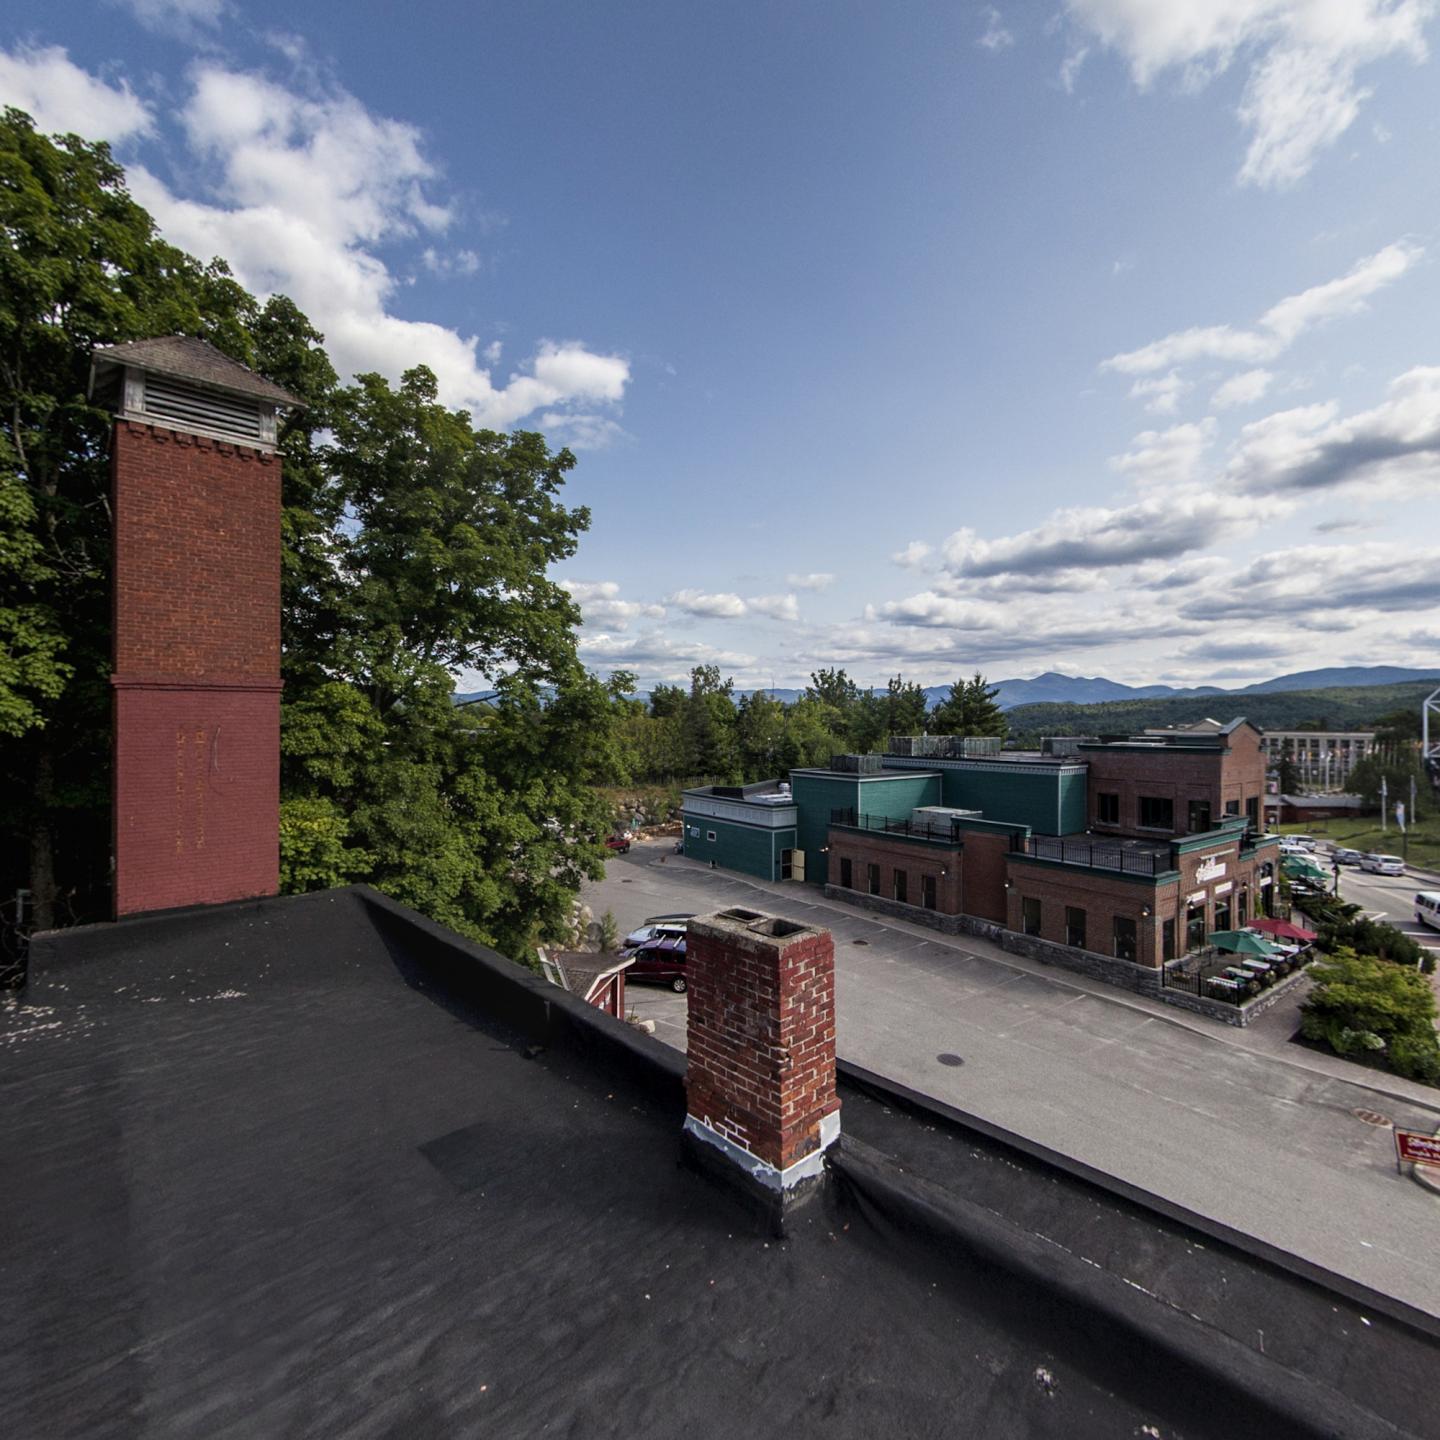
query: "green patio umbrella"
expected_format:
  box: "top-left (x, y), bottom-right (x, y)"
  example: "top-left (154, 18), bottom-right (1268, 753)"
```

top-left (1208, 930), bottom-right (1281, 957)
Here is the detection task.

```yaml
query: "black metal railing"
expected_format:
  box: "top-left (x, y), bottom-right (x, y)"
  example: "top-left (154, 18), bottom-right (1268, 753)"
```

top-left (1162, 949), bottom-right (1310, 1005)
top-left (828, 808), bottom-right (962, 844)
top-left (1019, 835), bottom-right (1168, 876)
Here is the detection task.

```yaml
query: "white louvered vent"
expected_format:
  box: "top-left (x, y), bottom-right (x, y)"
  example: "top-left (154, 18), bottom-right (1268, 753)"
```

top-left (142, 375), bottom-right (265, 443)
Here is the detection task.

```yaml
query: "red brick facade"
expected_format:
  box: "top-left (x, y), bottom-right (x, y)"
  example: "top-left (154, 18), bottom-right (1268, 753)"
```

top-left (111, 420), bottom-right (282, 916)
top-left (685, 912), bottom-right (839, 1172)
top-left (825, 826), bottom-right (1012, 923)
top-left (1006, 834), bottom-right (1272, 970)
top-left (1084, 727), bottom-right (1267, 839)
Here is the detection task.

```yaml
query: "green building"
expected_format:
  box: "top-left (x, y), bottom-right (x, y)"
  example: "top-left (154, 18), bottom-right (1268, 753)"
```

top-left (789, 759), bottom-right (943, 884)
top-left (881, 754), bottom-right (1086, 836)
top-left (680, 781), bottom-right (799, 881)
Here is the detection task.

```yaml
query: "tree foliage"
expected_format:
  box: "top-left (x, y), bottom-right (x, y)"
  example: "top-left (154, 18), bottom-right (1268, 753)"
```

top-left (1301, 948), bottom-right (1440, 1085)
top-left (0, 110), bottom-right (614, 953)
top-left (928, 672), bottom-right (1007, 738)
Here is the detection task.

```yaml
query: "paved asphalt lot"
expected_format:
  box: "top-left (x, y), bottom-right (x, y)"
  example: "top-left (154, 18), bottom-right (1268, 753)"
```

top-left (589, 840), bottom-right (1440, 1318)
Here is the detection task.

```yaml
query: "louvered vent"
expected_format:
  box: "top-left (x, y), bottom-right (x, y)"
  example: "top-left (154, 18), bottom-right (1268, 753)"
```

top-left (143, 375), bottom-right (264, 443)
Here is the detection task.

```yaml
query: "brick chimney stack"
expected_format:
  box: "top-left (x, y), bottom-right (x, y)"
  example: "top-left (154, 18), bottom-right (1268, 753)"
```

top-left (91, 338), bottom-right (299, 918)
top-left (683, 907), bottom-right (841, 1228)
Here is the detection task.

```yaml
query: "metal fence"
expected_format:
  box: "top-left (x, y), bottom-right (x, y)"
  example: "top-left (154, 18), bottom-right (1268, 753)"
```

top-left (829, 808), bottom-right (963, 844)
top-left (1021, 835), bottom-right (1168, 876)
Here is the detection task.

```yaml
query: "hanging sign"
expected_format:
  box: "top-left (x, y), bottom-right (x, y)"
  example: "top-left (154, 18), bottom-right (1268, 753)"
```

top-left (1194, 855), bottom-right (1228, 883)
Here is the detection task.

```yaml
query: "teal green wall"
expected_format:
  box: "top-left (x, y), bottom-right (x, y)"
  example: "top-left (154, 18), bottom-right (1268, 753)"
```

top-left (859, 773), bottom-right (942, 820)
top-left (790, 772), bottom-right (858, 874)
top-left (939, 766), bottom-right (1082, 836)
top-left (681, 813), bottom-right (796, 880)
top-left (789, 770), bottom-right (942, 884)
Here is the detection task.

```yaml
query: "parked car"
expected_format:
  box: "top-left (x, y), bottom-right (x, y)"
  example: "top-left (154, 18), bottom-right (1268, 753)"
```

top-left (624, 921), bottom-right (688, 949)
top-left (1279, 835), bottom-right (1316, 853)
top-left (1360, 853), bottom-right (1405, 876)
top-left (1330, 847), bottom-right (1363, 866)
top-left (625, 935), bottom-right (688, 992)
top-left (604, 833), bottom-right (632, 853)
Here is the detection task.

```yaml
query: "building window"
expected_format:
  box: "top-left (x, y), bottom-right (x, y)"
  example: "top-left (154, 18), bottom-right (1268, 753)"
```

top-left (1096, 793), bottom-right (1120, 825)
top-left (1065, 906), bottom-right (1086, 950)
top-left (1138, 796), bottom-right (1174, 830)
top-left (1113, 915), bottom-right (1137, 963)
top-left (1223, 799), bottom-right (1240, 816)
top-left (1186, 903), bottom-right (1207, 953)
top-left (1214, 898), bottom-right (1231, 932)
top-left (1021, 896), bottom-right (1042, 936)
top-left (893, 869), bottom-right (908, 905)
top-left (922, 874), bottom-right (937, 910)
top-left (1237, 889), bottom-right (1248, 927)
top-left (1245, 796), bottom-right (1259, 827)
top-left (867, 863), bottom-right (881, 896)
top-left (839, 857), bottom-right (853, 889)
top-left (1162, 918), bottom-right (1176, 962)
top-left (1187, 800), bottom-right (1211, 833)
top-left (707, 830), bottom-right (716, 842)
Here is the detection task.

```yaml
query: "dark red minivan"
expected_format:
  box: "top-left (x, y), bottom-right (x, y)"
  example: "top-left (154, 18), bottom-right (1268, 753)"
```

top-left (625, 935), bottom-right (687, 992)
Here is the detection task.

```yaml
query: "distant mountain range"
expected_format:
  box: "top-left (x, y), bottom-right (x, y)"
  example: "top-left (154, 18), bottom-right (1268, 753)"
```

top-left (455, 664), bottom-right (1439, 712)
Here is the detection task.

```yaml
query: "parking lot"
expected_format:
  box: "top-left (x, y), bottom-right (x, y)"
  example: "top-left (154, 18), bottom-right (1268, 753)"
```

top-left (587, 838), bottom-right (1440, 1318)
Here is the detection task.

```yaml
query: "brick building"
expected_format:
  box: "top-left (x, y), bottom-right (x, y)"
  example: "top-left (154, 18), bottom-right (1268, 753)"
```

top-left (90, 337), bottom-right (299, 917)
top-left (699, 720), bottom-right (1279, 987)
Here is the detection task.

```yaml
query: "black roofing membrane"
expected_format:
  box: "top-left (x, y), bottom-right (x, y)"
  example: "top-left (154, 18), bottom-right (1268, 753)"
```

top-left (1, 887), bottom-right (1433, 1439)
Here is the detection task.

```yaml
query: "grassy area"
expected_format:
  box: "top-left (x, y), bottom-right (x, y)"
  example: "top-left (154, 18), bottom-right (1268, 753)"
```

top-left (1274, 816), bottom-right (1440, 873)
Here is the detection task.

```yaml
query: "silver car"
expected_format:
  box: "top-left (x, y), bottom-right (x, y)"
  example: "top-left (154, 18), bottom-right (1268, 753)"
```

top-left (1359, 853), bottom-right (1405, 876)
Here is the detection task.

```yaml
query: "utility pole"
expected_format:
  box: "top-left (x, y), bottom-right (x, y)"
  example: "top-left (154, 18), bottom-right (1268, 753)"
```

top-left (1381, 774), bottom-right (1388, 834)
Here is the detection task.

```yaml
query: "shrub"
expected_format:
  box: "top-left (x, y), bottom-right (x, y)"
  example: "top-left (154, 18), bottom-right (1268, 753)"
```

top-left (1301, 948), bottom-right (1440, 1086)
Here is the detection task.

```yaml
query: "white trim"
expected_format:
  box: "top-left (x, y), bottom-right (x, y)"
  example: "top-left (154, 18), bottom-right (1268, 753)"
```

top-left (683, 1111), bottom-right (841, 1193)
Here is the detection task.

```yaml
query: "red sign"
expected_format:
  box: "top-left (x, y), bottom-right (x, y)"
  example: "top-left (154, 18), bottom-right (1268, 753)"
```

top-left (1394, 1129), bottom-right (1440, 1170)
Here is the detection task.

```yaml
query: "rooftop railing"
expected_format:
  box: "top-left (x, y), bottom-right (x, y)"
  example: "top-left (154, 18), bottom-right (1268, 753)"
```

top-left (1018, 834), bottom-right (1170, 876)
top-left (829, 808), bottom-right (964, 844)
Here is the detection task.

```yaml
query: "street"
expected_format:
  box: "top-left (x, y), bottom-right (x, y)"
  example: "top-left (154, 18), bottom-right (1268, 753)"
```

top-left (590, 840), bottom-right (1440, 1319)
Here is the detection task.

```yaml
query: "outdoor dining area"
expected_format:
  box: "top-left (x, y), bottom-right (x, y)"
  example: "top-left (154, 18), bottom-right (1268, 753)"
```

top-left (1163, 918), bottom-right (1319, 1005)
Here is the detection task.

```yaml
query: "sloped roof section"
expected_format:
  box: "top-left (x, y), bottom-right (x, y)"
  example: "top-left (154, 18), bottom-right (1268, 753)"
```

top-left (92, 335), bottom-right (301, 407)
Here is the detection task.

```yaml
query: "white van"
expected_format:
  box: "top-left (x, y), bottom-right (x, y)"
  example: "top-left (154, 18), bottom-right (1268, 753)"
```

top-left (1360, 853), bottom-right (1405, 876)
top-left (1416, 892), bottom-right (1440, 931)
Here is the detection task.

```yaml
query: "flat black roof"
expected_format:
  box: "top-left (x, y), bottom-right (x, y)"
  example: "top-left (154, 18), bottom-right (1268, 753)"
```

top-left (2, 888), bottom-right (1433, 1438)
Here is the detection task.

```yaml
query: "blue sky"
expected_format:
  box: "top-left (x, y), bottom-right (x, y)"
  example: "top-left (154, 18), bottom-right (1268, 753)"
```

top-left (5, 0), bottom-right (1440, 692)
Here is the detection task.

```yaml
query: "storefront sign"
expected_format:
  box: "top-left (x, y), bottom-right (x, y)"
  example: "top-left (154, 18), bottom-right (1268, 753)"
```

top-left (1194, 856), bottom-right (1228, 883)
top-left (1185, 890), bottom-right (1206, 906)
top-left (1395, 1129), bottom-right (1440, 1172)
top-left (1213, 881), bottom-right (1233, 896)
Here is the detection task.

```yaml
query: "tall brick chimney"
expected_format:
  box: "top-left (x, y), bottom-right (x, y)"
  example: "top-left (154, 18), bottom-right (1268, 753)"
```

top-left (90, 338), bottom-right (299, 918)
top-left (683, 908), bottom-right (841, 1229)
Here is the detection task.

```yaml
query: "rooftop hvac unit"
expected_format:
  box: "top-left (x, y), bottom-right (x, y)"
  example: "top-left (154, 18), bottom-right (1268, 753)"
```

top-left (830, 753), bottom-right (884, 774)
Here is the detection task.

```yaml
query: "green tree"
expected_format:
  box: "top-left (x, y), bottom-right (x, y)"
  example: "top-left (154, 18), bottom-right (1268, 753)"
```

top-left (682, 664), bottom-right (737, 779)
top-left (1348, 753), bottom-right (1429, 819)
top-left (1301, 948), bottom-right (1440, 1085)
top-left (648, 683), bottom-right (686, 719)
top-left (736, 689), bottom-right (786, 780)
top-left (928, 672), bottom-right (1007, 738)
top-left (883, 674), bottom-right (929, 739)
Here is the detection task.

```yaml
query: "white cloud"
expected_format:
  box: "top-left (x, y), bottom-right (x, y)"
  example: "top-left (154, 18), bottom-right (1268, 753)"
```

top-left (746, 593), bottom-right (801, 623)
top-left (1065, 0), bottom-right (1436, 186)
top-left (114, 0), bottom-right (227, 32)
top-left (978, 8), bottom-right (1016, 51)
top-left (667, 589), bottom-right (800, 622)
top-left (1128, 370), bottom-right (1191, 414)
top-left (1109, 418), bottom-right (1216, 488)
top-left (537, 411), bottom-right (627, 450)
top-left (1226, 366), bottom-right (1440, 496)
top-left (1180, 541), bottom-right (1440, 620)
top-left (560, 580), bottom-right (665, 630)
top-left (1211, 368), bottom-right (1274, 409)
top-left (1061, 46), bottom-right (1091, 92)
top-left (578, 630), bottom-right (756, 677)
top-left (93, 60), bottom-right (632, 431)
top-left (422, 246), bottom-right (481, 277)
top-left (937, 488), bottom-right (1275, 578)
top-left (786, 572), bottom-right (835, 591)
top-left (1102, 241), bottom-right (1422, 376)
top-left (891, 540), bottom-right (933, 569)
top-left (668, 589), bottom-right (748, 619)
top-left (0, 44), bottom-right (153, 142)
